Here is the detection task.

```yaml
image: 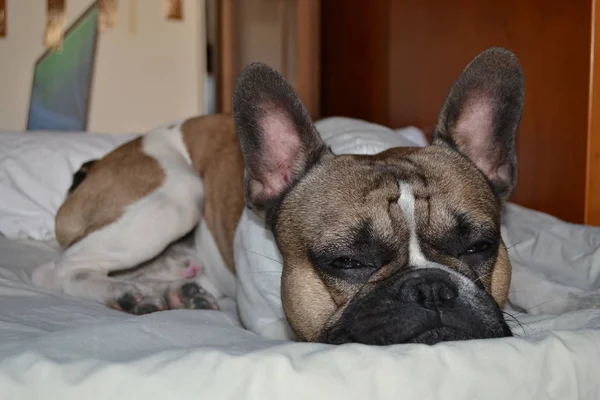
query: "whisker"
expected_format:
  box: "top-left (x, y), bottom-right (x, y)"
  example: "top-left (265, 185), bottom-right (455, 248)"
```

top-left (471, 271), bottom-right (493, 284)
top-left (504, 239), bottom-right (525, 252)
top-left (522, 298), bottom-right (562, 313)
top-left (234, 245), bottom-right (284, 265)
top-left (505, 297), bottom-right (565, 319)
top-left (502, 310), bottom-right (536, 337)
top-left (502, 311), bottom-right (523, 329)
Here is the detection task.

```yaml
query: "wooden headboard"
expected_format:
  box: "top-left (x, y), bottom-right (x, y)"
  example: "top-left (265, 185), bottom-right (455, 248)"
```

top-left (320, 0), bottom-right (600, 226)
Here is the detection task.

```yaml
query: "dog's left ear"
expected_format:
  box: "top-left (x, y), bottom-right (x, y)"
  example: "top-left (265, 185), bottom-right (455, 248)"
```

top-left (433, 47), bottom-right (525, 202)
top-left (232, 62), bottom-right (331, 218)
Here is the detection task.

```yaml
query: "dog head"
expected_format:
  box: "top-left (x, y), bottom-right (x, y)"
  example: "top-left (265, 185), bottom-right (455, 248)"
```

top-left (232, 47), bottom-right (524, 345)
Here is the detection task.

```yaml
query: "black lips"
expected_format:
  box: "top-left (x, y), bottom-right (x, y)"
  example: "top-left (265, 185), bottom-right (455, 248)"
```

top-left (320, 268), bottom-right (512, 346)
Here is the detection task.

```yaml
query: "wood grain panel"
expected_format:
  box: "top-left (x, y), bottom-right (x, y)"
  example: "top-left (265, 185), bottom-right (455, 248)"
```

top-left (321, 0), bottom-right (592, 224)
top-left (386, 0), bottom-right (592, 224)
top-left (320, 0), bottom-right (390, 125)
top-left (587, 0), bottom-right (600, 226)
top-left (0, 0), bottom-right (6, 38)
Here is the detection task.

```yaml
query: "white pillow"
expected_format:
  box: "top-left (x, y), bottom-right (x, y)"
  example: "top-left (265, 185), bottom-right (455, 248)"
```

top-left (0, 131), bottom-right (137, 240)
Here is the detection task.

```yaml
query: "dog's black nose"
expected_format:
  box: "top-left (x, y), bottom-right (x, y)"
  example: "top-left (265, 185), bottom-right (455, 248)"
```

top-left (399, 273), bottom-right (458, 309)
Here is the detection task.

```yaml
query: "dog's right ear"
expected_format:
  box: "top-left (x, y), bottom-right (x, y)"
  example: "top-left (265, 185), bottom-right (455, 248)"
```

top-left (432, 47), bottom-right (525, 202)
top-left (232, 63), bottom-right (331, 218)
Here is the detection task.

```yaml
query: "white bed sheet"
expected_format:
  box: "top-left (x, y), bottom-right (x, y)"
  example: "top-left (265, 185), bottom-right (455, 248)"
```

top-left (1, 119), bottom-right (599, 399)
top-left (1, 207), bottom-right (600, 399)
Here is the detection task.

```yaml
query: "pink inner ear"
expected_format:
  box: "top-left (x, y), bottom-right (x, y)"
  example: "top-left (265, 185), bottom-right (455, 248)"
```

top-left (254, 112), bottom-right (302, 198)
top-left (454, 97), bottom-right (502, 180)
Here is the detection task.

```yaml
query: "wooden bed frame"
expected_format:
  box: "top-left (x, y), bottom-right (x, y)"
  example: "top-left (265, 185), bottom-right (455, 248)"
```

top-left (320, 0), bottom-right (600, 226)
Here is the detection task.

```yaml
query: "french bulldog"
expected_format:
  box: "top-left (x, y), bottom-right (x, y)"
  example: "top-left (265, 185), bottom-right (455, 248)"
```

top-left (33, 47), bottom-right (524, 346)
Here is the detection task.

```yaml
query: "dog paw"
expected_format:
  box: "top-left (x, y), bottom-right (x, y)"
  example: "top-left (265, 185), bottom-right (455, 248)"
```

top-left (166, 282), bottom-right (220, 311)
top-left (110, 292), bottom-right (167, 315)
top-left (108, 282), bottom-right (219, 315)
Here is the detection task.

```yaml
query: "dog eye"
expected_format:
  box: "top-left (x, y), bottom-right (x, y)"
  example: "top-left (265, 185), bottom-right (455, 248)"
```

top-left (465, 241), bottom-right (491, 254)
top-left (329, 257), bottom-right (366, 269)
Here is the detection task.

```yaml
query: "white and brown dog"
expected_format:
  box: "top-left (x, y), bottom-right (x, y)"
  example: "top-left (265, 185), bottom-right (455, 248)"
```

top-left (33, 114), bottom-right (244, 313)
top-left (33, 47), bottom-right (524, 345)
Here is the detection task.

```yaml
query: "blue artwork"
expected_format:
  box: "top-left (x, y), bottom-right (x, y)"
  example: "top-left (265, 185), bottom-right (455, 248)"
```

top-left (27, 5), bottom-right (98, 131)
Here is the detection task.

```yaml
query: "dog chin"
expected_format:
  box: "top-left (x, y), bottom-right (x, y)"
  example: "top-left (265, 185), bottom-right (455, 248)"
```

top-left (405, 326), bottom-right (508, 345)
top-left (320, 320), bottom-right (513, 346)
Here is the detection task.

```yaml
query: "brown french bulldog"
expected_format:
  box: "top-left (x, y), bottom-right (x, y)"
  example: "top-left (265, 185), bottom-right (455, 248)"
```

top-left (232, 47), bottom-right (523, 345)
top-left (33, 47), bottom-right (524, 346)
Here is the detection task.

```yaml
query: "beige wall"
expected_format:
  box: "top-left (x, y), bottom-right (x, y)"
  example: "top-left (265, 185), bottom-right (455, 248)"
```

top-left (0, 0), bottom-right (205, 133)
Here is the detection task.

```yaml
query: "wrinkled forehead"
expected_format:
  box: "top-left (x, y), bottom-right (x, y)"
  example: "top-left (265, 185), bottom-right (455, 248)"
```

top-left (278, 145), bottom-right (500, 241)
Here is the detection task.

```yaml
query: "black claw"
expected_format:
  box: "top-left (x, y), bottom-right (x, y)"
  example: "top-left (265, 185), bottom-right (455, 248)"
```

top-left (117, 293), bottom-right (137, 312)
top-left (135, 303), bottom-right (159, 315)
top-left (180, 282), bottom-right (201, 298)
top-left (191, 297), bottom-right (213, 310)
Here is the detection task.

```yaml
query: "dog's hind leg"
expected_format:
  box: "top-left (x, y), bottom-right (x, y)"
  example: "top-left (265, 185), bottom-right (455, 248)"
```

top-left (32, 183), bottom-right (204, 311)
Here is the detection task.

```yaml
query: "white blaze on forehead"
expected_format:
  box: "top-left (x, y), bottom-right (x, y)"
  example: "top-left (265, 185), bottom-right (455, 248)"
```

top-left (397, 181), bottom-right (484, 298)
top-left (398, 181), bottom-right (428, 267)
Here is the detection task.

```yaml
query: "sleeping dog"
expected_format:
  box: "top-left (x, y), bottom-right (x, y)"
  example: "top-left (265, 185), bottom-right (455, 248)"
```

top-left (33, 47), bottom-right (524, 345)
